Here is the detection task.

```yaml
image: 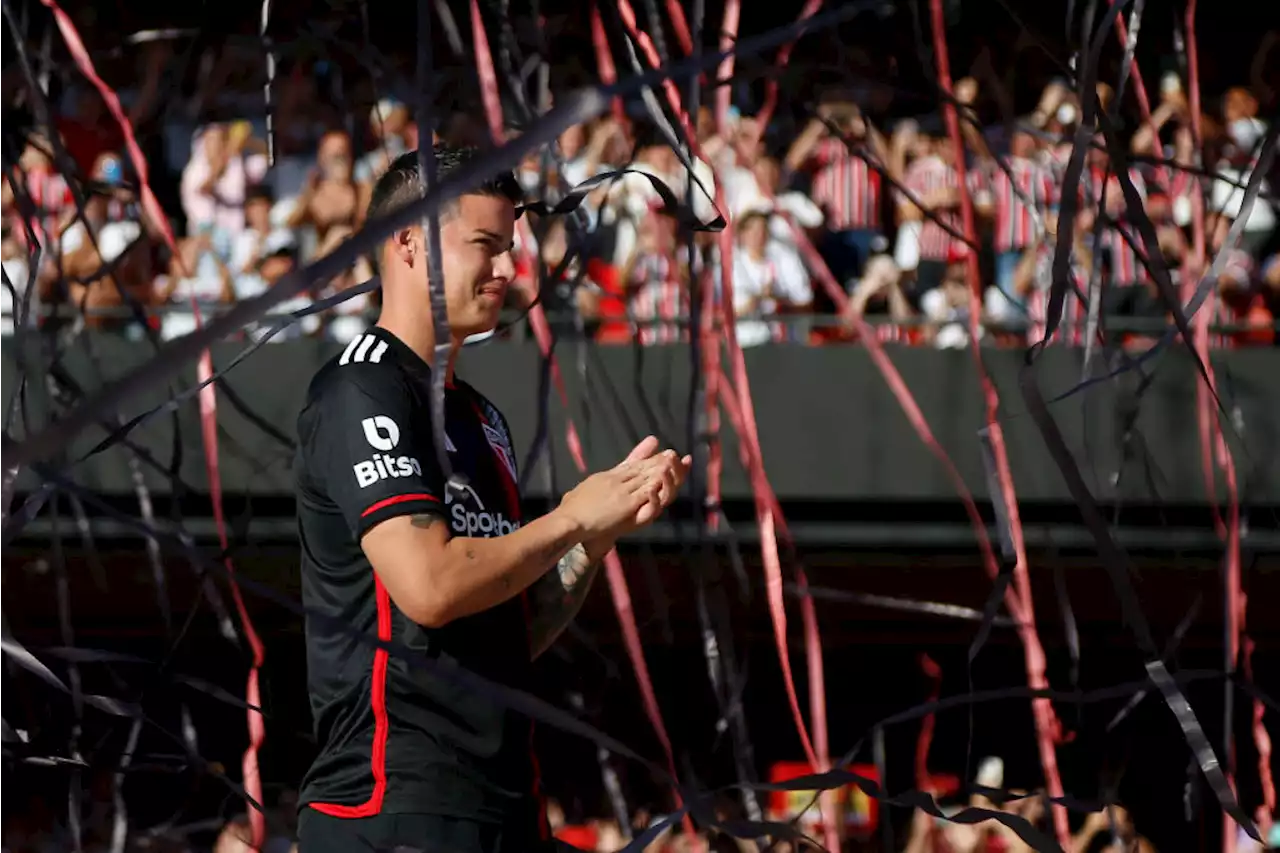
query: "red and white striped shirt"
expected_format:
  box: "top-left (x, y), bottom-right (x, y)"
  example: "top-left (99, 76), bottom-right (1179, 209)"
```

top-left (808, 137), bottom-right (881, 232)
top-left (11, 167), bottom-right (74, 248)
top-left (869, 319), bottom-right (918, 345)
top-left (628, 253), bottom-right (688, 345)
top-left (1209, 248), bottom-right (1269, 349)
top-left (1084, 167), bottom-right (1150, 286)
top-left (1027, 242), bottom-right (1088, 346)
top-left (990, 156), bottom-right (1054, 252)
top-left (903, 156), bottom-right (985, 261)
top-left (1160, 167), bottom-right (1195, 206)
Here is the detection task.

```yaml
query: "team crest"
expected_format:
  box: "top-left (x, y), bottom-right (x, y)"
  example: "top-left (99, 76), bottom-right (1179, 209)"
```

top-left (481, 423), bottom-right (518, 484)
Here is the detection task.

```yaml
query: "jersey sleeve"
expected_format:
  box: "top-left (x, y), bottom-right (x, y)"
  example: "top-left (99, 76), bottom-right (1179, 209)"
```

top-left (303, 367), bottom-right (448, 539)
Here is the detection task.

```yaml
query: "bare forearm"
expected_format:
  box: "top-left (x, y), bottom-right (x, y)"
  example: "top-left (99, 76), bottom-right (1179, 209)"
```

top-left (528, 538), bottom-right (611, 659)
top-left (409, 510), bottom-right (583, 626)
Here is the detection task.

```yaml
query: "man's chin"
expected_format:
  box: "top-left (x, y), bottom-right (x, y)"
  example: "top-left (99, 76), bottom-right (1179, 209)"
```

top-left (449, 311), bottom-right (501, 341)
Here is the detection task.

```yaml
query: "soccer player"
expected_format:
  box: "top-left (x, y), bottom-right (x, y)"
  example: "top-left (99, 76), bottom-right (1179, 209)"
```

top-left (294, 144), bottom-right (691, 852)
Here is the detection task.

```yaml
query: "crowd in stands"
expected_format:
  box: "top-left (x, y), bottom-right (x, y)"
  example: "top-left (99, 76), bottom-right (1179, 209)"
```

top-left (23, 758), bottom-right (1280, 852)
top-left (3, 61), bottom-right (1278, 350)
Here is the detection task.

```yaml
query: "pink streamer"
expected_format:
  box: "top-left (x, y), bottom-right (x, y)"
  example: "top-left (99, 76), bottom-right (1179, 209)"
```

top-left (469, 6), bottom-right (689, 825)
top-left (714, 0), bottom-right (742, 137)
top-left (755, 0), bottom-right (824, 130)
top-left (40, 2), bottom-right (266, 845)
top-left (1181, 5), bottom-right (1258, 844)
top-left (927, 0), bottom-right (1069, 845)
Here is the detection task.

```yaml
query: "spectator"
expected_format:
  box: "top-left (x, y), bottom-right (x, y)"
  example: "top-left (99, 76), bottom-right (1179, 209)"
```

top-left (901, 134), bottom-right (992, 304)
top-left (1015, 208), bottom-right (1095, 346)
top-left (2, 223), bottom-right (32, 335)
top-left (40, 165), bottom-right (151, 332)
top-left (720, 115), bottom-right (768, 215)
top-left (786, 95), bottom-right (889, 288)
top-left (312, 225), bottom-right (373, 344)
top-left (235, 229), bottom-right (320, 343)
top-left (988, 126), bottom-right (1055, 317)
top-left (1208, 213), bottom-right (1275, 347)
top-left (556, 119), bottom-right (623, 188)
top-left (10, 133), bottom-right (74, 249)
top-left (731, 210), bottom-right (812, 346)
top-left (845, 254), bottom-right (914, 344)
top-left (356, 98), bottom-right (412, 183)
top-left (750, 157), bottom-right (825, 245)
top-left (230, 185), bottom-right (286, 275)
top-left (1079, 136), bottom-right (1159, 326)
top-left (180, 123), bottom-right (269, 246)
top-left (1069, 804), bottom-right (1156, 853)
top-left (621, 207), bottom-right (688, 345)
top-left (154, 232), bottom-right (234, 340)
top-left (921, 248), bottom-right (983, 350)
top-left (889, 120), bottom-right (931, 279)
top-left (286, 130), bottom-right (369, 254)
top-left (1210, 105), bottom-right (1275, 258)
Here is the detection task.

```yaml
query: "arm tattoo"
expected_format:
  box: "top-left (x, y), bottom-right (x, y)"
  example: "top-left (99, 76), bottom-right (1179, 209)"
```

top-left (410, 514), bottom-right (439, 529)
top-left (529, 543), bottom-right (602, 660)
top-left (555, 544), bottom-right (592, 592)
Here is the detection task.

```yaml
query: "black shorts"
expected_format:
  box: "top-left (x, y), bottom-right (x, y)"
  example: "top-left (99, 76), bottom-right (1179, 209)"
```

top-left (297, 808), bottom-right (561, 853)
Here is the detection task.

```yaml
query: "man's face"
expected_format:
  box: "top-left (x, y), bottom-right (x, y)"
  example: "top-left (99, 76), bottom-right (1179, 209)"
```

top-left (260, 253), bottom-right (295, 285)
top-left (435, 193), bottom-right (517, 337)
top-left (739, 216), bottom-right (768, 255)
top-left (1010, 130), bottom-right (1036, 159)
top-left (245, 198), bottom-right (271, 231)
top-left (318, 133), bottom-right (353, 180)
top-left (558, 124), bottom-right (586, 160)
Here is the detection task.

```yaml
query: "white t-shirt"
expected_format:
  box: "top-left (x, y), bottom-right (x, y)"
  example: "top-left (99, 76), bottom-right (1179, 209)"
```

top-left (235, 273), bottom-right (320, 341)
top-left (2, 258), bottom-right (31, 335)
top-left (921, 287), bottom-right (984, 349)
top-left (157, 248), bottom-right (229, 340)
top-left (731, 244), bottom-right (811, 346)
top-left (722, 166), bottom-right (761, 217)
top-left (60, 220), bottom-right (142, 264)
top-left (559, 155), bottom-right (595, 189)
top-left (1211, 159), bottom-right (1276, 236)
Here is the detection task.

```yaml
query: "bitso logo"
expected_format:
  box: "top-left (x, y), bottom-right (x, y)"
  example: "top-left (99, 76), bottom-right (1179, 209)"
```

top-left (445, 489), bottom-right (520, 537)
top-left (354, 415), bottom-right (423, 488)
top-left (362, 416), bottom-right (400, 451)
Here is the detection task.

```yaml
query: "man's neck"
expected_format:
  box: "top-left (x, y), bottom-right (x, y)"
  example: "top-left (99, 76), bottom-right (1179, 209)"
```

top-left (377, 305), bottom-right (460, 383)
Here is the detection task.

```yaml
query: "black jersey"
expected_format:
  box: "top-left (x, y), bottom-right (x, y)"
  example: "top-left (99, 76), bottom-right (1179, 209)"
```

top-left (294, 325), bottom-right (543, 829)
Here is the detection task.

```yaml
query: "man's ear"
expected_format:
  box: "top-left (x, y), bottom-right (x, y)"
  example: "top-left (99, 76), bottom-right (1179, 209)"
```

top-left (391, 227), bottom-right (417, 267)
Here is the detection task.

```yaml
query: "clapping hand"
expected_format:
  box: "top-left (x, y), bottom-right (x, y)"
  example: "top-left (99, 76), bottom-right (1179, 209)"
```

top-left (557, 436), bottom-right (692, 540)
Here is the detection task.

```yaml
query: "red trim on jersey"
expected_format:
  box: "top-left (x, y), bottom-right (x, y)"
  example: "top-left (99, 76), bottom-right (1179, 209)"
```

top-left (360, 493), bottom-right (440, 517)
top-left (309, 577), bottom-right (393, 818)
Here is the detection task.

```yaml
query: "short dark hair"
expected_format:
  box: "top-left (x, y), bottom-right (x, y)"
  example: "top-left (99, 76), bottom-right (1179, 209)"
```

top-left (245, 184), bottom-right (275, 206)
top-left (365, 143), bottom-right (522, 224)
